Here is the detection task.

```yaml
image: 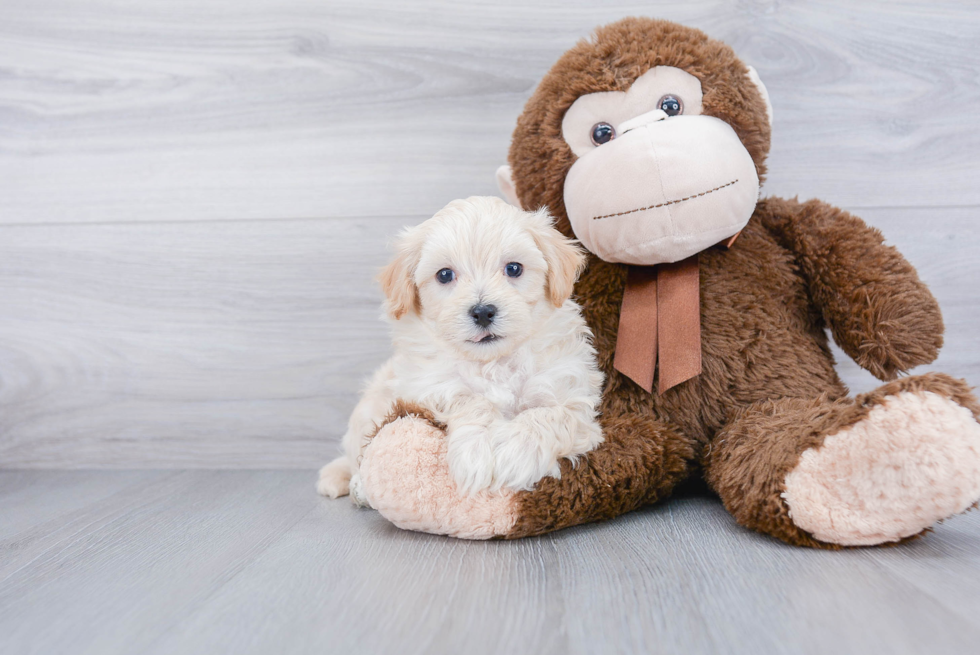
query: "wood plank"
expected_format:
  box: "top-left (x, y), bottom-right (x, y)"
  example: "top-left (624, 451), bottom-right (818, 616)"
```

top-left (0, 206), bottom-right (975, 468)
top-left (0, 470), bottom-right (319, 655)
top-left (2, 472), bottom-right (979, 655)
top-left (125, 476), bottom-right (980, 655)
top-left (1, 0), bottom-right (978, 225)
top-left (548, 501), bottom-right (980, 654)
top-left (0, 470), bottom-right (183, 582)
top-left (0, 217), bottom-right (400, 468)
top-left (0, 469), bottom-right (169, 540)
top-left (866, 508), bottom-right (980, 631)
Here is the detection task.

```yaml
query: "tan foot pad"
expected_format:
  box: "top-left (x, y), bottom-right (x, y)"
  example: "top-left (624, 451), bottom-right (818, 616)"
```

top-left (784, 391), bottom-right (980, 546)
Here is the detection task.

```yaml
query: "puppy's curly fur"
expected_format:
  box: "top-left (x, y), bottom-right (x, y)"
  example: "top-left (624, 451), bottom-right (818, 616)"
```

top-left (318, 196), bottom-right (604, 501)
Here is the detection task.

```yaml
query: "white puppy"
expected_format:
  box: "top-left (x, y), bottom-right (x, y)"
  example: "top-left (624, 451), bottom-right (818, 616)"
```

top-left (318, 196), bottom-right (604, 502)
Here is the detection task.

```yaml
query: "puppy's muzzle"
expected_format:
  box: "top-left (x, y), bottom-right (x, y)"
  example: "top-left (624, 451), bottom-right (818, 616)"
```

top-left (469, 304), bottom-right (497, 328)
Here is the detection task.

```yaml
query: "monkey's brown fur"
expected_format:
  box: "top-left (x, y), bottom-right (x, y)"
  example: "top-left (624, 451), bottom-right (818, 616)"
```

top-left (359, 17), bottom-right (978, 547)
top-left (369, 400), bottom-right (447, 439)
top-left (498, 18), bottom-right (963, 546)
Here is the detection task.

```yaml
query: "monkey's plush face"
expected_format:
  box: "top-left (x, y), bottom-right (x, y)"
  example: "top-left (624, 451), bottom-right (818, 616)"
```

top-left (501, 19), bottom-right (774, 261)
top-left (560, 66), bottom-right (760, 265)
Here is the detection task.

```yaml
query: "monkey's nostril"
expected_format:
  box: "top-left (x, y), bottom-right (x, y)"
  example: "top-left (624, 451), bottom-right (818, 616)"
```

top-left (470, 304), bottom-right (497, 328)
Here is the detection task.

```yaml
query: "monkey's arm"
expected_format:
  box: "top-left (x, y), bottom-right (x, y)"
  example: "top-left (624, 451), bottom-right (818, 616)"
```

top-left (758, 196), bottom-right (943, 380)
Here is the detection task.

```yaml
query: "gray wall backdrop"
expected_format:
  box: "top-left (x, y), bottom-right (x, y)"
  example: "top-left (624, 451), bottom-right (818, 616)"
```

top-left (1, 0), bottom-right (977, 468)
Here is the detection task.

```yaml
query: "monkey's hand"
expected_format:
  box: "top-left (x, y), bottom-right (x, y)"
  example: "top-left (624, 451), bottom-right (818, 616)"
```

top-left (760, 197), bottom-right (944, 380)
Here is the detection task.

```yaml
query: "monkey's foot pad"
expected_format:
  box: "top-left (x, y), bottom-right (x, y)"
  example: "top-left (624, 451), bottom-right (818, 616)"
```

top-left (784, 390), bottom-right (980, 546)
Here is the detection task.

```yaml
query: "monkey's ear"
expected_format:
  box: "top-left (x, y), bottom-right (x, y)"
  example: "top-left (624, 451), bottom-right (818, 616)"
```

top-left (528, 210), bottom-right (587, 307)
top-left (496, 165), bottom-right (522, 208)
top-left (378, 227), bottom-right (423, 320)
top-left (746, 66), bottom-right (773, 126)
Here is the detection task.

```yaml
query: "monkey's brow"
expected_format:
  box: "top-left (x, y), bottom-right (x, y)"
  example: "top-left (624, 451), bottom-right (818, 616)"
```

top-left (592, 179), bottom-right (739, 220)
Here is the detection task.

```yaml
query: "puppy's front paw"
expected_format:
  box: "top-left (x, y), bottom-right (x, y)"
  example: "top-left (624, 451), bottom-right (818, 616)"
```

top-left (491, 428), bottom-right (561, 492)
top-left (446, 424), bottom-right (495, 495)
top-left (317, 456), bottom-right (352, 498)
top-left (349, 473), bottom-right (370, 508)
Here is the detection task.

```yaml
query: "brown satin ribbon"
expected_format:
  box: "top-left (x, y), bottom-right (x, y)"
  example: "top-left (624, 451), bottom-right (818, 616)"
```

top-left (613, 265), bottom-right (661, 393)
top-left (613, 233), bottom-right (740, 395)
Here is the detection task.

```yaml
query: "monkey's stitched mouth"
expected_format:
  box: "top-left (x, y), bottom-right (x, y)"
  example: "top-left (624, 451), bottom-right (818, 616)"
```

top-left (591, 179), bottom-right (739, 220)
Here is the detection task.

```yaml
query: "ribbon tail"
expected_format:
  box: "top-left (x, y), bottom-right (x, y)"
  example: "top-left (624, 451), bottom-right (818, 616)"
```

top-left (720, 230), bottom-right (741, 250)
top-left (613, 266), bottom-right (659, 393)
top-left (656, 254), bottom-right (702, 394)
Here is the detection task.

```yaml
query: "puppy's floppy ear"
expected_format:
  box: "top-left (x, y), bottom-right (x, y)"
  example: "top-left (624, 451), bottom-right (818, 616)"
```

top-left (527, 209), bottom-right (587, 307)
top-left (378, 225), bottom-right (423, 320)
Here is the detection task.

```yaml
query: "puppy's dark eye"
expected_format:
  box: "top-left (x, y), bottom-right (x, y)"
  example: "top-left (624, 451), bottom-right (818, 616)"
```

top-left (505, 262), bottom-right (523, 278)
top-left (590, 122), bottom-right (615, 146)
top-left (658, 94), bottom-right (683, 116)
top-left (436, 268), bottom-right (455, 284)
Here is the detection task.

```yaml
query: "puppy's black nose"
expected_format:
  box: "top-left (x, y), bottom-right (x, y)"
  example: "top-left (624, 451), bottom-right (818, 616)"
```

top-left (470, 304), bottom-right (497, 328)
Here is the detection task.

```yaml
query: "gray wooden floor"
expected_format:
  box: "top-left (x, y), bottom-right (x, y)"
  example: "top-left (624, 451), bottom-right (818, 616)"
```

top-left (3, 1), bottom-right (980, 653)
top-left (2, 470), bottom-right (979, 655)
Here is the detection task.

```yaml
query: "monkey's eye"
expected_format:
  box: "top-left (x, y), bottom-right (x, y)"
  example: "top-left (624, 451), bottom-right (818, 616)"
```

top-left (658, 95), bottom-right (683, 116)
top-left (436, 268), bottom-right (455, 284)
top-left (590, 122), bottom-right (616, 146)
top-left (504, 262), bottom-right (523, 278)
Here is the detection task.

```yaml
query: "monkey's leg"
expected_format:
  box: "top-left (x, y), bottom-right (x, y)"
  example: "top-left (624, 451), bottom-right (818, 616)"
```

top-left (704, 373), bottom-right (980, 548)
top-left (358, 405), bottom-right (695, 539)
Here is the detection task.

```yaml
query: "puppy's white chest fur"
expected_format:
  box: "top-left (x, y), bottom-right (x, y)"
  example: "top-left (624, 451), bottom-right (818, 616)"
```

top-left (389, 306), bottom-right (595, 421)
top-left (397, 350), bottom-right (529, 420)
top-left (456, 361), bottom-right (524, 418)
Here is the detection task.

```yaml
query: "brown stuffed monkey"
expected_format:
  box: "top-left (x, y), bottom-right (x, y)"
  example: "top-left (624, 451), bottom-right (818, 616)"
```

top-left (354, 17), bottom-right (980, 548)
